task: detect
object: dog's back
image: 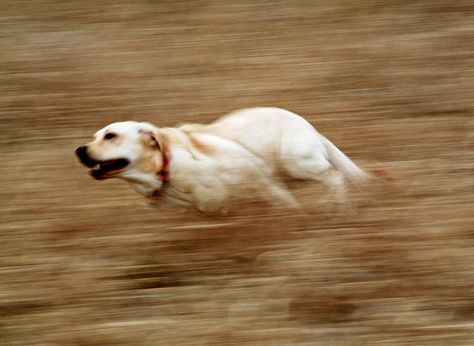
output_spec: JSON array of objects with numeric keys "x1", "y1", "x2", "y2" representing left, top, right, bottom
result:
[{"x1": 209, "y1": 107, "x2": 368, "y2": 205}]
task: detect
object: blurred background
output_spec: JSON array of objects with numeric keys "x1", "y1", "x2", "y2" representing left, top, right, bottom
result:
[{"x1": 1, "y1": 1, "x2": 473, "y2": 345}]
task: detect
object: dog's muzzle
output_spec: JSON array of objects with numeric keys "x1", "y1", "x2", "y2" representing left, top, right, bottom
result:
[
  {"x1": 75, "y1": 145, "x2": 130, "y2": 180},
  {"x1": 75, "y1": 145, "x2": 93, "y2": 166}
]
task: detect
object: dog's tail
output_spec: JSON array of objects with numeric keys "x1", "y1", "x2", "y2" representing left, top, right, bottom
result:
[{"x1": 318, "y1": 133, "x2": 370, "y2": 184}]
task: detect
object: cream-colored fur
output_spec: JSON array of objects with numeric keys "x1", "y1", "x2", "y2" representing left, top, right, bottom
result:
[{"x1": 76, "y1": 107, "x2": 368, "y2": 212}]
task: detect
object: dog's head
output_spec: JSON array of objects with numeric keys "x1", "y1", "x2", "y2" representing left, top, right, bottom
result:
[{"x1": 75, "y1": 121, "x2": 165, "y2": 183}]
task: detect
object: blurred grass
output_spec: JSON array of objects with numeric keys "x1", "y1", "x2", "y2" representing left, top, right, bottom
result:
[{"x1": 1, "y1": 1, "x2": 473, "y2": 345}]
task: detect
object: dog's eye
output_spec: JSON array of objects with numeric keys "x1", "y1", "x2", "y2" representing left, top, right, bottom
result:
[{"x1": 104, "y1": 133, "x2": 117, "y2": 140}]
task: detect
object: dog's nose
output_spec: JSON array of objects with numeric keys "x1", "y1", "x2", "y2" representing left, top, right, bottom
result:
[{"x1": 75, "y1": 145, "x2": 88, "y2": 160}]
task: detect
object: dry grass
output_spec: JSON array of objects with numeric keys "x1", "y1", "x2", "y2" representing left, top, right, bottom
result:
[{"x1": 1, "y1": 1, "x2": 473, "y2": 345}]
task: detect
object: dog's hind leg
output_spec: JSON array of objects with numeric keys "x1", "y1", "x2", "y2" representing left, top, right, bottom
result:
[
  {"x1": 283, "y1": 152, "x2": 348, "y2": 206},
  {"x1": 295, "y1": 163, "x2": 347, "y2": 205},
  {"x1": 279, "y1": 131, "x2": 349, "y2": 207},
  {"x1": 310, "y1": 168, "x2": 347, "y2": 206},
  {"x1": 258, "y1": 175, "x2": 301, "y2": 209}
]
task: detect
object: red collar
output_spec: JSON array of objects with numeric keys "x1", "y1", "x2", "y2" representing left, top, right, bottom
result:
[{"x1": 159, "y1": 154, "x2": 170, "y2": 184}]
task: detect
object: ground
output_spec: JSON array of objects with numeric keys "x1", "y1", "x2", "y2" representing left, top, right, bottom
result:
[{"x1": 1, "y1": 1, "x2": 473, "y2": 345}]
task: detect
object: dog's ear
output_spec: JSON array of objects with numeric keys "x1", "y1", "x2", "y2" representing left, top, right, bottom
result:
[{"x1": 139, "y1": 128, "x2": 161, "y2": 151}]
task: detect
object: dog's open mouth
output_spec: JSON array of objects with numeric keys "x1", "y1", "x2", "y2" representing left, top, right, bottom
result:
[
  {"x1": 87, "y1": 159, "x2": 130, "y2": 179},
  {"x1": 76, "y1": 146, "x2": 130, "y2": 180}
]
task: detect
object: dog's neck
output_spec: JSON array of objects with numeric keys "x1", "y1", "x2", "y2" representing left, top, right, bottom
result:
[
  {"x1": 158, "y1": 150, "x2": 170, "y2": 185},
  {"x1": 120, "y1": 149, "x2": 171, "y2": 197},
  {"x1": 121, "y1": 169, "x2": 162, "y2": 196}
]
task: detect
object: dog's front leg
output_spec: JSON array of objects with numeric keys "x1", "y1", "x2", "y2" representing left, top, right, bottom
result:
[
  {"x1": 193, "y1": 184, "x2": 230, "y2": 213},
  {"x1": 145, "y1": 196, "x2": 158, "y2": 208}
]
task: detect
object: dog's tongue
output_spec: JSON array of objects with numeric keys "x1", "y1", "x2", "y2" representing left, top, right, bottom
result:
[{"x1": 92, "y1": 164, "x2": 101, "y2": 171}]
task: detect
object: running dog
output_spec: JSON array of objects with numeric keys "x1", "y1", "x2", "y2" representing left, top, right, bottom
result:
[{"x1": 75, "y1": 107, "x2": 368, "y2": 212}]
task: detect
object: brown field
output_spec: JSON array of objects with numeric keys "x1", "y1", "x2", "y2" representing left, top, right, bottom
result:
[{"x1": 1, "y1": 1, "x2": 473, "y2": 345}]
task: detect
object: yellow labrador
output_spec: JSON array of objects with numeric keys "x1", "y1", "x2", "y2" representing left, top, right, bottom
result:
[{"x1": 76, "y1": 107, "x2": 367, "y2": 212}]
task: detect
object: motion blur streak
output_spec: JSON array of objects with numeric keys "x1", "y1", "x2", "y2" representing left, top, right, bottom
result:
[{"x1": 1, "y1": 1, "x2": 473, "y2": 345}]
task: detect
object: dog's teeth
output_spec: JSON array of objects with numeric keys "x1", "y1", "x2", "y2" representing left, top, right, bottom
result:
[{"x1": 92, "y1": 164, "x2": 101, "y2": 171}]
